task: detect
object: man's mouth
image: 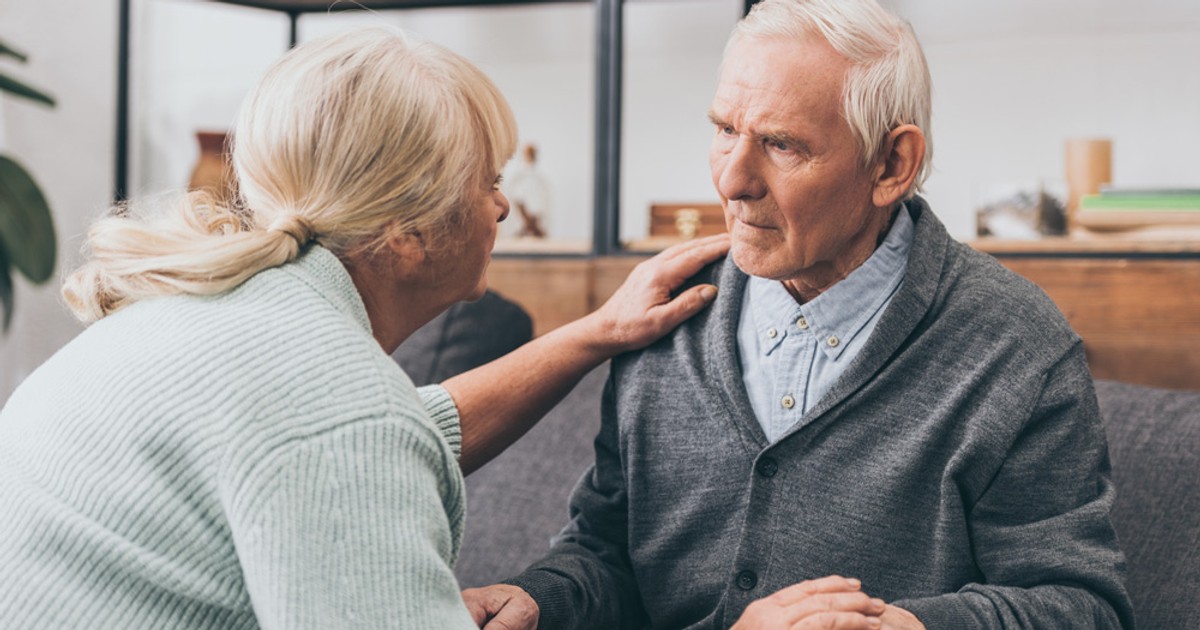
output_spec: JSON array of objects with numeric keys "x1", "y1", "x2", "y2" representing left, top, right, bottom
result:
[
  {"x1": 726, "y1": 201, "x2": 774, "y2": 230},
  {"x1": 733, "y1": 215, "x2": 774, "y2": 230}
]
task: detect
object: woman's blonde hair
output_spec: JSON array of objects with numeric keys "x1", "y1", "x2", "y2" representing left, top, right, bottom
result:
[
  {"x1": 63, "y1": 27, "x2": 517, "y2": 322},
  {"x1": 729, "y1": 0, "x2": 932, "y2": 196}
]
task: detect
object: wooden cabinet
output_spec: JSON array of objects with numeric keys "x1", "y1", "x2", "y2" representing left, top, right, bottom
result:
[
  {"x1": 486, "y1": 256, "x2": 641, "y2": 336},
  {"x1": 490, "y1": 237, "x2": 1200, "y2": 391},
  {"x1": 973, "y1": 238, "x2": 1200, "y2": 391}
]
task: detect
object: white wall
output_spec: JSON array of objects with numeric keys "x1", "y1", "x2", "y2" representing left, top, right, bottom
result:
[
  {"x1": 131, "y1": 2, "x2": 596, "y2": 244},
  {"x1": 900, "y1": 0, "x2": 1200, "y2": 238},
  {"x1": 620, "y1": 0, "x2": 742, "y2": 243},
  {"x1": 2, "y1": 0, "x2": 1199, "y2": 404},
  {"x1": 0, "y1": 0, "x2": 117, "y2": 402},
  {"x1": 299, "y1": 4, "x2": 597, "y2": 244},
  {"x1": 131, "y1": 0, "x2": 289, "y2": 198},
  {"x1": 622, "y1": 0, "x2": 1200, "y2": 241}
]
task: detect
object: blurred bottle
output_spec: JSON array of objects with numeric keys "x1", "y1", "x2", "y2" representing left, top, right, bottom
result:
[{"x1": 188, "y1": 130, "x2": 237, "y2": 202}]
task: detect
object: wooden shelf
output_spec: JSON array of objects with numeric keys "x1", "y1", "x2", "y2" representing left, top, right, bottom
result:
[
  {"x1": 493, "y1": 237, "x2": 591, "y2": 256},
  {"x1": 490, "y1": 237, "x2": 1200, "y2": 391},
  {"x1": 978, "y1": 253, "x2": 1200, "y2": 391},
  {"x1": 972, "y1": 234, "x2": 1200, "y2": 256},
  {"x1": 623, "y1": 236, "x2": 687, "y2": 253}
]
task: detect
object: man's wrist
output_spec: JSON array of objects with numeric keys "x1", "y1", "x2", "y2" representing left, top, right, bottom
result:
[{"x1": 502, "y1": 572, "x2": 575, "y2": 630}]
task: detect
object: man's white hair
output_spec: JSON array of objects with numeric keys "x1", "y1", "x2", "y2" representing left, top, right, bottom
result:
[{"x1": 729, "y1": 0, "x2": 933, "y2": 196}]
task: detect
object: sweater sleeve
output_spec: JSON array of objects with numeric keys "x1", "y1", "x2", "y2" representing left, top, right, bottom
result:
[
  {"x1": 894, "y1": 342, "x2": 1134, "y2": 629},
  {"x1": 225, "y1": 416, "x2": 477, "y2": 630},
  {"x1": 504, "y1": 370, "x2": 649, "y2": 630},
  {"x1": 419, "y1": 384, "x2": 462, "y2": 460}
]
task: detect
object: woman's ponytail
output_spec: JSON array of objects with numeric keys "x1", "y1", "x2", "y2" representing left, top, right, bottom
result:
[{"x1": 61, "y1": 191, "x2": 315, "y2": 322}]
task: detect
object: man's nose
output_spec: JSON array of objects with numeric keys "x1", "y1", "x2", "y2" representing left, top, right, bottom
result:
[{"x1": 716, "y1": 137, "x2": 767, "y2": 201}]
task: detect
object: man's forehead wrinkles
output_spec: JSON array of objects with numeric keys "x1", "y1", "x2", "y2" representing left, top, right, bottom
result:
[
  {"x1": 717, "y1": 79, "x2": 803, "y2": 118},
  {"x1": 734, "y1": 103, "x2": 803, "y2": 139}
]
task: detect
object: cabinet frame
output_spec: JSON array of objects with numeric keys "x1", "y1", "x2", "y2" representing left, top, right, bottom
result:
[{"x1": 113, "y1": 0, "x2": 758, "y2": 255}]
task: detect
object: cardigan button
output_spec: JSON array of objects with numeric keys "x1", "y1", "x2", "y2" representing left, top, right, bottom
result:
[
  {"x1": 736, "y1": 570, "x2": 758, "y2": 590},
  {"x1": 756, "y1": 457, "x2": 779, "y2": 478}
]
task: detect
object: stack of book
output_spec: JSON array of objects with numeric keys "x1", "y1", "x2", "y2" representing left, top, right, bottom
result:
[{"x1": 1076, "y1": 189, "x2": 1200, "y2": 232}]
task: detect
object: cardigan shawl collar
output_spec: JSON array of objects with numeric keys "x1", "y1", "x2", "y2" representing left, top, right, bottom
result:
[{"x1": 702, "y1": 197, "x2": 949, "y2": 453}]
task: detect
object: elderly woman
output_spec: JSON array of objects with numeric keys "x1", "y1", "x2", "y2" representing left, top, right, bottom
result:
[{"x1": 0, "y1": 28, "x2": 725, "y2": 628}]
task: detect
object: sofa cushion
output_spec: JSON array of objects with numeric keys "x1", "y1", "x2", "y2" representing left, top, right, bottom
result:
[
  {"x1": 392, "y1": 290, "x2": 533, "y2": 387},
  {"x1": 1095, "y1": 379, "x2": 1200, "y2": 629},
  {"x1": 455, "y1": 365, "x2": 608, "y2": 588}
]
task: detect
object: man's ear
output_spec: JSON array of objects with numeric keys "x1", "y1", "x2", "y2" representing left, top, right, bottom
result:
[{"x1": 871, "y1": 124, "x2": 926, "y2": 208}]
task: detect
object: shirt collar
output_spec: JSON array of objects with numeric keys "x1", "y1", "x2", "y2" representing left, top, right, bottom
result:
[
  {"x1": 745, "y1": 203, "x2": 915, "y2": 360},
  {"x1": 746, "y1": 274, "x2": 799, "y2": 356}
]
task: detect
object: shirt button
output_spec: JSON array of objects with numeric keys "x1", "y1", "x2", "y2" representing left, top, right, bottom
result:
[
  {"x1": 796, "y1": 316, "x2": 809, "y2": 330},
  {"x1": 827, "y1": 335, "x2": 840, "y2": 347},
  {"x1": 736, "y1": 570, "x2": 758, "y2": 590},
  {"x1": 767, "y1": 327, "x2": 778, "y2": 339},
  {"x1": 756, "y1": 457, "x2": 778, "y2": 478},
  {"x1": 780, "y1": 395, "x2": 795, "y2": 409}
]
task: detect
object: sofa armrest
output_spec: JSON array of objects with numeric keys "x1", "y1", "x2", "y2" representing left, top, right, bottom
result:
[{"x1": 1094, "y1": 379, "x2": 1200, "y2": 629}]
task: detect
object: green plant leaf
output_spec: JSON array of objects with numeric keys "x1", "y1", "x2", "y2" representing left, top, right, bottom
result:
[
  {"x1": 0, "y1": 241, "x2": 13, "y2": 332},
  {"x1": 0, "y1": 155, "x2": 56, "y2": 283},
  {"x1": 0, "y1": 72, "x2": 54, "y2": 107},
  {"x1": 0, "y1": 38, "x2": 29, "y2": 63}
]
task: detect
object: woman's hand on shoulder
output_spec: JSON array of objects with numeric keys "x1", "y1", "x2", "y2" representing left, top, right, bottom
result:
[{"x1": 585, "y1": 234, "x2": 729, "y2": 355}]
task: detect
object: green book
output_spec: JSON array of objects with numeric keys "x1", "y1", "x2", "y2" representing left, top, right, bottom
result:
[{"x1": 1081, "y1": 193, "x2": 1200, "y2": 212}]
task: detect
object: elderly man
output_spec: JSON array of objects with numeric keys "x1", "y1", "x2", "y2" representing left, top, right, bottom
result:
[{"x1": 464, "y1": 0, "x2": 1132, "y2": 628}]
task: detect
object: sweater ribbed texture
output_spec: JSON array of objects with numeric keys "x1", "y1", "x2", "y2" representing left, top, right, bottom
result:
[{"x1": 0, "y1": 246, "x2": 478, "y2": 629}]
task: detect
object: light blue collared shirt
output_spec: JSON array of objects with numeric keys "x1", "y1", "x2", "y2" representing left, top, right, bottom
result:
[{"x1": 736, "y1": 206, "x2": 915, "y2": 442}]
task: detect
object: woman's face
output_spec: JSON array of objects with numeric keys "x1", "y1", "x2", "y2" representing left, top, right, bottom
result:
[{"x1": 450, "y1": 170, "x2": 510, "y2": 302}]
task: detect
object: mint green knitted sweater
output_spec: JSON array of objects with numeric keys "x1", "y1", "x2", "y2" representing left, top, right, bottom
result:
[{"x1": 0, "y1": 246, "x2": 479, "y2": 629}]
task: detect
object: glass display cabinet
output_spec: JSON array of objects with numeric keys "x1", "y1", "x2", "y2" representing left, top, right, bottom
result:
[{"x1": 116, "y1": 0, "x2": 750, "y2": 256}]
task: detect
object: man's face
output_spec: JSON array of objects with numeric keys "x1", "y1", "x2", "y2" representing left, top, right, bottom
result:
[{"x1": 709, "y1": 35, "x2": 885, "y2": 286}]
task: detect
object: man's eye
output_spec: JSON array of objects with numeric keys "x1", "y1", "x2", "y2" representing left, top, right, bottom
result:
[
  {"x1": 768, "y1": 140, "x2": 792, "y2": 152},
  {"x1": 720, "y1": 125, "x2": 735, "y2": 136},
  {"x1": 492, "y1": 174, "x2": 504, "y2": 191}
]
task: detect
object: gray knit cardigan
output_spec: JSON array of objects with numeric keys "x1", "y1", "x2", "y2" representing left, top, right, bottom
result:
[{"x1": 510, "y1": 198, "x2": 1134, "y2": 630}]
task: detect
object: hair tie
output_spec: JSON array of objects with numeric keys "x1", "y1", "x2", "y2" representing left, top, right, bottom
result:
[{"x1": 267, "y1": 214, "x2": 316, "y2": 245}]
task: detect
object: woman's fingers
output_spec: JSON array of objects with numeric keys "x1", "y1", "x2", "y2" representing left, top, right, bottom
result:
[
  {"x1": 656, "y1": 233, "x2": 730, "y2": 262},
  {"x1": 637, "y1": 234, "x2": 730, "y2": 286},
  {"x1": 644, "y1": 283, "x2": 719, "y2": 331},
  {"x1": 586, "y1": 234, "x2": 728, "y2": 353}
]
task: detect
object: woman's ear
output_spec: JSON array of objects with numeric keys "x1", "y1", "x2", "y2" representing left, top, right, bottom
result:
[
  {"x1": 871, "y1": 124, "x2": 926, "y2": 208},
  {"x1": 385, "y1": 225, "x2": 427, "y2": 269}
]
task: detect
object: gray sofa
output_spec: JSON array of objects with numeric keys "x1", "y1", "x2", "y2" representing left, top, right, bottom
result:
[{"x1": 396, "y1": 293, "x2": 1200, "y2": 629}]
